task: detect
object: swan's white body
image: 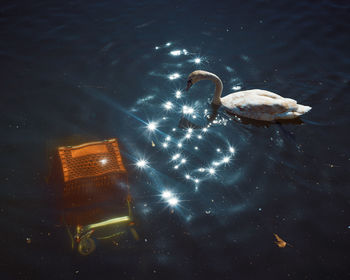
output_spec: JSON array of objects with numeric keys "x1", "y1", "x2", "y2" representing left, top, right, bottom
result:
[{"x1": 186, "y1": 70, "x2": 312, "y2": 121}]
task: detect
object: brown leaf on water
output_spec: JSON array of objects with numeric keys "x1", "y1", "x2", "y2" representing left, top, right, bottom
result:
[{"x1": 273, "y1": 233, "x2": 288, "y2": 248}]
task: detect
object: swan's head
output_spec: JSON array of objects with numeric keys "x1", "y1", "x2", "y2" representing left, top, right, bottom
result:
[{"x1": 186, "y1": 70, "x2": 208, "y2": 91}]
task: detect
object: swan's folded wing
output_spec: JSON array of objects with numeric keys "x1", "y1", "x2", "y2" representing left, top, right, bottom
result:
[
  {"x1": 235, "y1": 96, "x2": 298, "y2": 115},
  {"x1": 253, "y1": 89, "x2": 283, "y2": 99}
]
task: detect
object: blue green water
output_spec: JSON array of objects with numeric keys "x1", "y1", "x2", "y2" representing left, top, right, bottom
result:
[{"x1": 1, "y1": 0, "x2": 349, "y2": 279}]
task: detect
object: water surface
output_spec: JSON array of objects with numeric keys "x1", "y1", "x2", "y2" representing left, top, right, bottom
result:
[{"x1": 1, "y1": 0, "x2": 349, "y2": 279}]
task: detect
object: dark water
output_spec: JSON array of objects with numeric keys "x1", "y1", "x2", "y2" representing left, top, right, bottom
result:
[{"x1": 1, "y1": 0, "x2": 350, "y2": 279}]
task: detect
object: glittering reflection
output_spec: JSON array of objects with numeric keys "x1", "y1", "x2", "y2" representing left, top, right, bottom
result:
[
  {"x1": 208, "y1": 168, "x2": 216, "y2": 175},
  {"x1": 170, "y1": 50, "x2": 182, "y2": 56},
  {"x1": 171, "y1": 153, "x2": 181, "y2": 161},
  {"x1": 162, "y1": 142, "x2": 169, "y2": 148},
  {"x1": 125, "y1": 42, "x2": 245, "y2": 230},
  {"x1": 136, "y1": 159, "x2": 148, "y2": 169},
  {"x1": 189, "y1": 55, "x2": 207, "y2": 66},
  {"x1": 182, "y1": 105, "x2": 194, "y2": 115},
  {"x1": 146, "y1": 121, "x2": 158, "y2": 131},
  {"x1": 161, "y1": 190, "x2": 180, "y2": 207},
  {"x1": 168, "y1": 197, "x2": 179, "y2": 206},
  {"x1": 161, "y1": 190, "x2": 173, "y2": 199},
  {"x1": 194, "y1": 58, "x2": 201, "y2": 64},
  {"x1": 168, "y1": 73, "x2": 180, "y2": 80},
  {"x1": 175, "y1": 90, "x2": 182, "y2": 99},
  {"x1": 163, "y1": 101, "x2": 174, "y2": 110},
  {"x1": 232, "y1": 85, "x2": 242, "y2": 91}
]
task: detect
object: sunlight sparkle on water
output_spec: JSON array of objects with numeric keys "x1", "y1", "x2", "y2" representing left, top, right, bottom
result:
[
  {"x1": 168, "y1": 197, "x2": 179, "y2": 206},
  {"x1": 175, "y1": 90, "x2": 182, "y2": 98},
  {"x1": 136, "y1": 159, "x2": 148, "y2": 168},
  {"x1": 194, "y1": 58, "x2": 201, "y2": 64},
  {"x1": 170, "y1": 50, "x2": 181, "y2": 56},
  {"x1": 172, "y1": 153, "x2": 181, "y2": 161},
  {"x1": 163, "y1": 101, "x2": 173, "y2": 110},
  {"x1": 169, "y1": 73, "x2": 180, "y2": 80},
  {"x1": 161, "y1": 190, "x2": 173, "y2": 199},
  {"x1": 222, "y1": 156, "x2": 230, "y2": 163},
  {"x1": 147, "y1": 121, "x2": 157, "y2": 131},
  {"x1": 232, "y1": 85, "x2": 242, "y2": 91},
  {"x1": 208, "y1": 168, "x2": 216, "y2": 175},
  {"x1": 183, "y1": 105, "x2": 194, "y2": 114},
  {"x1": 229, "y1": 147, "x2": 235, "y2": 154}
]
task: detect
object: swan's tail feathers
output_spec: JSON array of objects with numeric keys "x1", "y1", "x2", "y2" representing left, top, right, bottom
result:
[
  {"x1": 276, "y1": 104, "x2": 311, "y2": 119},
  {"x1": 295, "y1": 104, "x2": 312, "y2": 115}
]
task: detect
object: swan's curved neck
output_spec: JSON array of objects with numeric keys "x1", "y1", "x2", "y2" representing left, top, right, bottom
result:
[{"x1": 206, "y1": 73, "x2": 223, "y2": 105}]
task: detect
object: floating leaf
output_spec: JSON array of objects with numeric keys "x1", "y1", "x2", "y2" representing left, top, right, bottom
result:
[{"x1": 273, "y1": 233, "x2": 287, "y2": 248}]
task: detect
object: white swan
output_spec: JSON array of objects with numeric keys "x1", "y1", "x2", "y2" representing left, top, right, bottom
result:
[{"x1": 186, "y1": 70, "x2": 312, "y2": 121}]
